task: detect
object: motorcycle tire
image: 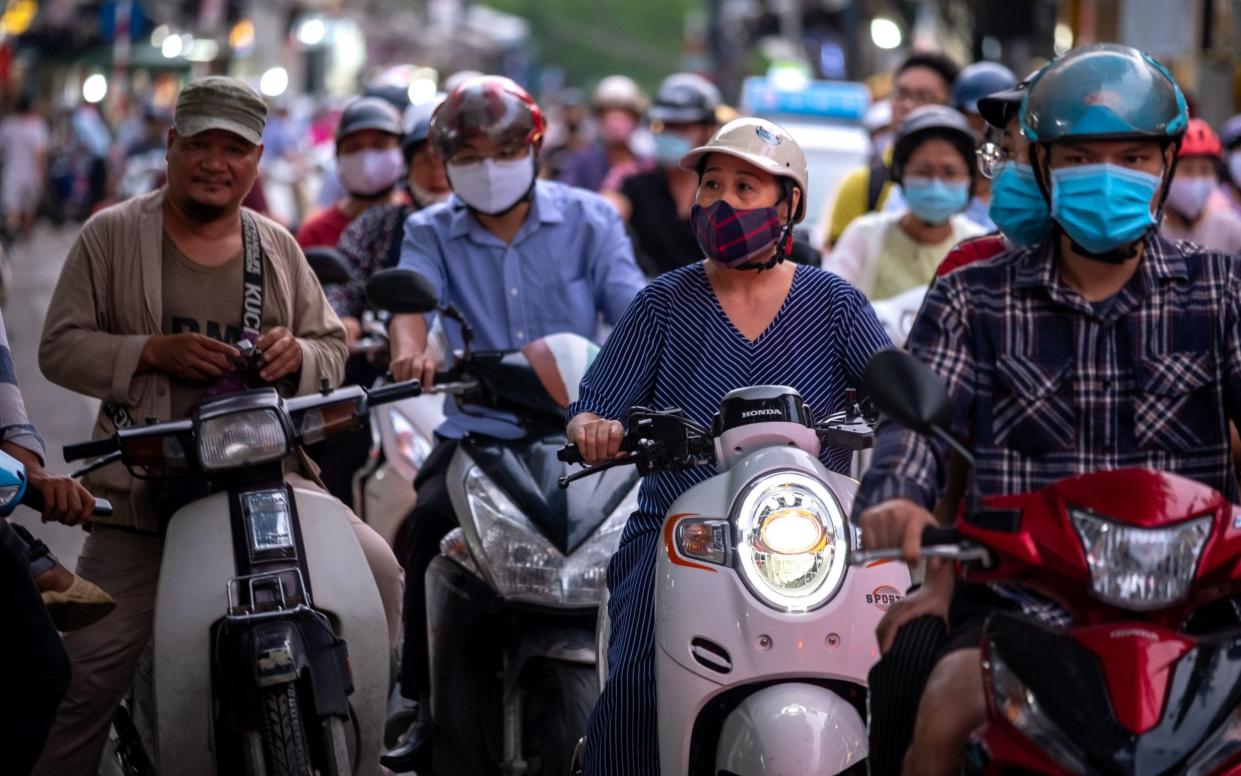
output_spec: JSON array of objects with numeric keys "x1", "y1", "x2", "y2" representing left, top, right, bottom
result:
[
  {"x1": 521, "y1": 660, "x2": 597, "y2": 776},
  {"x1": 260, "y1": 683, "x2": 313, "y2": 776}
]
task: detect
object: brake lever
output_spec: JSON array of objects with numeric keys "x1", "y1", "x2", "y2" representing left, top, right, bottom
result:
[
  {"x1": 71, "y1": 450, "x2": 123, "y2": 479},
  {"x1": 557, "y1": 454, "x2": 637, "y2": 489}
]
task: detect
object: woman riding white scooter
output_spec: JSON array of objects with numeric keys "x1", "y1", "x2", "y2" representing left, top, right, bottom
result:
[{"x1": 566, "y1": 117, "x2": 893, "y2": 774}]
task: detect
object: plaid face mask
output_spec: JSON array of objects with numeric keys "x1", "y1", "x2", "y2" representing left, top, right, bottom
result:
[{"x1": 690, "y1": 200, "x2": 785, "y2": 268}]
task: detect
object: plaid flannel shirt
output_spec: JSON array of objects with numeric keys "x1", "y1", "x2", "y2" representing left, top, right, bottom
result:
[{"x1": 855, "y1": 233, "x2": 1241, "y2": 626}]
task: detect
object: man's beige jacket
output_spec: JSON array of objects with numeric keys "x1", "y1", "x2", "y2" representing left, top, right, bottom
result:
[{"x1": 39, "y1": 189, "x2": 347, "y2": 531}]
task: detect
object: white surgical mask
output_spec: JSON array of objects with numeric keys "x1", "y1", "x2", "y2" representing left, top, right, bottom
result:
[
  {"x1": 447, "y1": 152, "x2": 536, "y2": 215},
  {"x1": 1166, "y1": 176, "x2": 1216, "y2": 221},
  {"x1": 338, "y1": 147, "x2": 404, "y2": 197}
]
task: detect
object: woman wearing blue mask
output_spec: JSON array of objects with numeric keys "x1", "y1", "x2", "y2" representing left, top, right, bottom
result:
[
  {"x1": 601, "y1": 73, "x2": 722, "y2": 277},
  {"x1": 826, "y1": 105, "x2": 985, "y2": 302}
]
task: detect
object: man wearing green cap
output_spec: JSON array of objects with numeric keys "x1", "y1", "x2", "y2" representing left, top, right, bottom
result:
[{"x1": 34, "y1": 76, "x2": 403, "y2": 774}]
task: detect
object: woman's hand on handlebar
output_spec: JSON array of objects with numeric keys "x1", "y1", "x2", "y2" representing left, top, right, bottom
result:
[
  {"x1": 390, "y1": 350, "x2": 442, "y2": 388},
  {"x1": 567, "y1": 413, "x2": 625, "y2": 465}
]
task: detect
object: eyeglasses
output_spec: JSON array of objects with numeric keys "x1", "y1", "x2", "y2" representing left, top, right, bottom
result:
[{"x1": 892, "y1": 88, "x2": 941, "y2": 107}]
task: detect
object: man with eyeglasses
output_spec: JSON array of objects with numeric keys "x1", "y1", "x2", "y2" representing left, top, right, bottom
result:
[
  {"x1": 382, "y1": 75, "x2": 644, "y2": 770},
  {"x1": 823, "y1": 52, "x2": 960, "y2": 248}
]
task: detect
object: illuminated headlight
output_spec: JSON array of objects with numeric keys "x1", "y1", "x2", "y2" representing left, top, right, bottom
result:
[
  {"x1": 733, "y1": 471, "x2": 848, "y2": 612},
  {"x1": 988, "y1": 647, "x2": 1089, "y2": 772},
  {"x1": 460, "y1": 466, "x2": 637, "y2": 607},
  {"x1": 242, "y1": 489, "x2": 294, "y2": 553},
  {"x1": 1071, "y1": 508, "x2": 1210, "y2": 611},
  {"x1": 198, "y1": 409, "x2": 289, "y2": 472}
]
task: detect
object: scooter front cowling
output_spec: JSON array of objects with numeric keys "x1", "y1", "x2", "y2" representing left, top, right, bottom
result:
[
  {"x1": 151, "y1": 485, "x2": 387, "y2": 776},
  {"x1": 654, "y1": 445, "x2": 909, "y2": 773}
]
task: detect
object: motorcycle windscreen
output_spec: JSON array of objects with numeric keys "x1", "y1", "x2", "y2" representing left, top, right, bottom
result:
[
  {"x1": 463, "y1": 432, "x2": 638, "y2": 555},
  {"x1": 982, "y1": 612, "x2": 1241, "y2": 775}
]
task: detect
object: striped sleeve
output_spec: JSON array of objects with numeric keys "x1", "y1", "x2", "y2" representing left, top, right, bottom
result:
[
  {"x1": 0, "y1": 311, "x2": 45, "y2": 461},
  {"x1": 566, "y1": 285, "x2": 665, "y2": 423}
]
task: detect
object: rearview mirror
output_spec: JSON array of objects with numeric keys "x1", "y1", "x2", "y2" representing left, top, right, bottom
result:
[
  {"x1": 861, "y1": 349, "x2": 951, "y2": 435},
  {"x1": 366, "y1": 268, "x2": 439, "y2": 315},
  {"x1": 304, "y1": 246, "x2": 352, "y2": 286}
]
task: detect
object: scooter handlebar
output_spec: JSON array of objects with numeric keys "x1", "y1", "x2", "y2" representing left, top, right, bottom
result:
[
  {"x1": 63, "y1": 437, "x2": 119, "y2": 463},
  {"x1": 367, "y1": 379, "x2": 422, "y2": 406},
  {"x1": 20, "y1": 486, "x2": 113, "y2": 518},
  {"x1": 558, "y1": 445, "x2": 584, "y2": 464},
  {"x1": 850, "y1": 525, "x2": 990, "y2": 565}
]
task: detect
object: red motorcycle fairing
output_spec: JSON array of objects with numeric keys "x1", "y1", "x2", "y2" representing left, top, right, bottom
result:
[
  {"x1": 958, "y1": 469, "x2": 1241, "y2": 629},
  {"x1": 972, "y1": 613, "x2": 1241, "y2": 776}
]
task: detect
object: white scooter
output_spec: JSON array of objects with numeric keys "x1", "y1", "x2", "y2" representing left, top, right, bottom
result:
[
  {"x1": 65, "y1": 369, "x2": 423, "y2": 776},
  {"x1": 562, "y1": 386, "x2": 910, "y2": 774}
]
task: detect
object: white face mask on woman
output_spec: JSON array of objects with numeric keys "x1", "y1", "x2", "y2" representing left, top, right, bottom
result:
[
  {"x1": 338, "y1": 147, "x2": 405, "y2": 197},
  {"x1": 446, "y1": 151, "x2": 536, "y2": 215}
]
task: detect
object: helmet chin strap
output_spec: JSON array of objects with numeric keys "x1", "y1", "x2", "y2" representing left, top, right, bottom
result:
[{"x1": 1065, "y1": 233, "x2": 1144, "y2": 264}]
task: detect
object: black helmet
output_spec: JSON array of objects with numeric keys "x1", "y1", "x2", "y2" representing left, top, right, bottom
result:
[
  {"x1": 402, "y1": 116, "x2": 433, "y2": 161},
  {"x1": 952, "y1": 62, "x2": 1017, "y2": 115},
  {"x1": 890, "y1": 105, "x2": 977, "y2": 182},
  {"x1": 649, "y1": 73, "x2": 721, "y2": 125},
  {"x1": 976, "y1": 69, "x2": 1042, "y2": 130},
  {"x1": 336, "y1": 97, "x2": 403, "y2": 144}
]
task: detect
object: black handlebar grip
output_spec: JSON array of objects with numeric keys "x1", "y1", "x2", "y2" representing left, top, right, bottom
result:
[
  {"x1": 63, "y1": 437, "x2": 119, "y2": 463},
  {"x1": 558, "y1": 445, "x2": 584, "y2": 464},
  {"x1": 368, "y1": 379, "x2": 423, "y2": 405},
  {"x1": 922, "y1": 525, "x2": 962, "y2": 547},
  {"x1": 432, "y1": 369, "x2": 457, "y2": 385}
]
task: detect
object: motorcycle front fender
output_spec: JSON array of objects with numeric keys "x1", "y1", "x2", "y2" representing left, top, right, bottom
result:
[{"x1": 715, "y1": 682, "x2": 866, "y2": 775}]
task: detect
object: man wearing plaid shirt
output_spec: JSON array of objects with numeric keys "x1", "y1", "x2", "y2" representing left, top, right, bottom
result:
[{"x1": 853, "y1": 44, "x2": 1240, "y2": 776}]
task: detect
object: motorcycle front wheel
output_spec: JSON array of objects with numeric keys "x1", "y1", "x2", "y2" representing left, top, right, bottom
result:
[
  {"x1": 259, "y1": 683, "x2": 313, "y2": 776},
  {"x1": 522, "y1": 659, "x2": 597, "y2": 776}
]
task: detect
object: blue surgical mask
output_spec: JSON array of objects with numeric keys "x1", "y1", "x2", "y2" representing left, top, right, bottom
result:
[
  {"x1": 1050, "y1": 163, "x2": 1161, "y2": 254},
  {"x1": 988, "y1": 162, "x2": 1052, "y2": 246},
  {"x1": 653, "y1": 131, "x2": 693, "y2": 165},
  {"x1": 902, "y1": 177, "x2": 970, "y2": 225}
]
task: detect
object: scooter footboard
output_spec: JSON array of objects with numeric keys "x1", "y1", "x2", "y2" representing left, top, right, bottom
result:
[{"x1": 716, "y1": 683, "x2": 866, "y2": 775}]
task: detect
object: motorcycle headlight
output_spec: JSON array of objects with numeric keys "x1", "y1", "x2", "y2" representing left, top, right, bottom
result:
[
  {"x1": 1070, "y1": 508, "x2": 1211, "y2": 611},
  {"x1": 461, "y1": 466, "x2": 636, "y2": 607},
  {"x1": 733, "y1": 471, "x2": 848, "y2": 612},
  {"x1": 988, "y1": 646, "x2": 1090, "y2": 772},
  {"x1": 198, "y1": 409, "x2": 289, "y2": 472}
]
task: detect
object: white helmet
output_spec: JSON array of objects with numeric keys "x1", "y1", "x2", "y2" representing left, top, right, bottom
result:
[
  {"x1": 592, "y1": 75, "x2": 648, "y2": 114},
  {"x1": 680, "y1": 117, "x2": 809, "y2": 222}
]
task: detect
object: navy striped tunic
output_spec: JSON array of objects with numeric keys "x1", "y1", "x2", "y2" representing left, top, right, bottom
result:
[
  {"x1": 568, "y1": 261, "x2": 893, "y2": 518},
  {"x1": 567, "y1": 261, "x2": 891, "y2": 775}
]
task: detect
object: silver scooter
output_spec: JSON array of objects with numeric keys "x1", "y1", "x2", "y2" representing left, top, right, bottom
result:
[{"x1": 67, "y1": 374, "x2": 422, "y2": 776}]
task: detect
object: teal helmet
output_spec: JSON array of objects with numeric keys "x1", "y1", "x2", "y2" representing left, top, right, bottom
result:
[{"x1": 1020, "y1": 43, "x2": 1188, "y2": 144}]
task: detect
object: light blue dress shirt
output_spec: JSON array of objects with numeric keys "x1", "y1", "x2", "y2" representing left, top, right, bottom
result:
[{"x1": 399, "y1": 179, "x2": 645, "y2": 354}]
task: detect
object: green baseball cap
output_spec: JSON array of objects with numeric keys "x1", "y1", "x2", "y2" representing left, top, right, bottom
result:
[{"x1": 173, "y1": 76, "x2": 267, "y2": 146}]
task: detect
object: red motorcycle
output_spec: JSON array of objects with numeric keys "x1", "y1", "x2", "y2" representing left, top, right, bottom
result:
[{"x1": 856, "y1": 350, "x2": 1241, "y2": 776}]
